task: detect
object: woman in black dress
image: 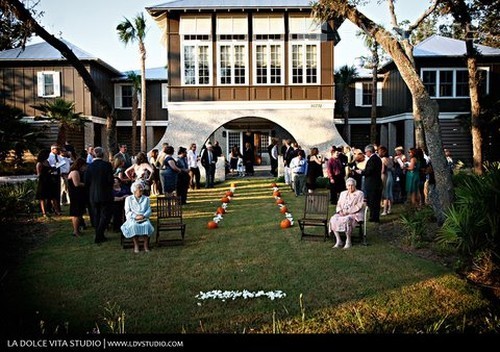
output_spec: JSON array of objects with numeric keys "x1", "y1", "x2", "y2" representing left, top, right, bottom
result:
[
  {"x1": 35, "y1": 149, "x2": 52, "y2": 217},
  {"x1": 306, "y1": 147, "x2": 324, "y2": 193},
  {"x1": 67, "y1": 158, "x2": 87, "y2": 236},
  {"x1": 243, "y1": 142, "x2": 254, "y2": 176}
]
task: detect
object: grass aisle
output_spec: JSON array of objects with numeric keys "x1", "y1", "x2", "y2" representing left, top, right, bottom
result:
[{"x1": 2, "y1": 178, "x2": 491, "y2": 333}]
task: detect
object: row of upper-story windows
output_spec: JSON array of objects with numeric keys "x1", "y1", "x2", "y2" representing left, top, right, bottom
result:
[
  {"x1": 179, "y1": 14, "x2": 322, "y2": 86},
  {"x1": 421, "y1": 67, "x2": 490, "y2": 98}
]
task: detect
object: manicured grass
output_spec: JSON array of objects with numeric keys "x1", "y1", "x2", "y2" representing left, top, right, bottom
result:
[{"x1": 1, "y1": 178, "x2": 492, "y2": 334}]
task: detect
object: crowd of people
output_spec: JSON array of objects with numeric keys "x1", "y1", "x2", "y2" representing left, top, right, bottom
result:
[{"x1": 34, "y1": 138, "x2": 453, "y2": 252}]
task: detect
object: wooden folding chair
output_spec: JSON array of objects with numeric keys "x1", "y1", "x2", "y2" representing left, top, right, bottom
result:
[
  {"x1": 298, "y1": 193, "x2": 330, "y2": 241},
  {"x1": 354, "y1": 204, "x2": 369, "y2": 246},
  {"x1": 156, "y1": 195, "x2": 186, "y2": 246}
]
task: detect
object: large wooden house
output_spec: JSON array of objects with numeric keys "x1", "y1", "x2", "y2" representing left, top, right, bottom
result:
[
  {"x1": 0, "y1": 40, "x2": 168, "y2": 154},
  {"x1": 146, "y1": 0, "x2": 345, "y2": 163}
]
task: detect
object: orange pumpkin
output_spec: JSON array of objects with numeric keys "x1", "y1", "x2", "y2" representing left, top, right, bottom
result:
[
  {"x1": 280, "y1": 206, "x2": 288, "y2": 214},
  {"x1": 271, "y1": 182, "x2": 277, "y2": 187},
  {"x1": 276, "y1": 199, "x2": 285, "y2": 205},
  {"x1": 207, "y1": 221, "x2": 218, "y2": 229},
  {"x1": 221, "y1": 197, "x2": 230, "y2": 203},
  {"x1": 216, "y1": 207, "x2": 225, "y2": 214},
  {"x1": 230, "y1": 183, "x2": 236, "y2": 188},
  {"x1": 280, "y1": 219, "x2": 291, "y2": 228},
  {"x1": 225, "y1": 191, "x2": 234, "y2": 197},
  {"x1": 273, "y1": 191, "x2": 281, "y2": 197}
]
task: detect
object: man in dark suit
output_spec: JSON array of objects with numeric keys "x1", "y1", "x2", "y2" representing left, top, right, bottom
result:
[
  {"x1": 85, "y1": 147, "x2": 114, "y2": 243},
  {"x1": 200, "y1": 143, "x2": 216, "y2": 188},
  {"x1": 357, "y1": 144, "x2": 382, "y2": 222},
  {"x1": 113, "y1": 144, "x2": 132, "y2": 169}
]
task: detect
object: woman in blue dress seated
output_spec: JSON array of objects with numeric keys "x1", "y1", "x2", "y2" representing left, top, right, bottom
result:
[{"x1": 121, "y1": 181, "x2": 155, "y2": 253}]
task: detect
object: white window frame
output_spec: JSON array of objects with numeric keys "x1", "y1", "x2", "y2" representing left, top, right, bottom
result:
[
  {"x1": 180, "y1": 16, "x2": 212, "y2": 87},
  {"x1": 355, "y1": 81, "x2": 383, "y2": 107},
  {"x1": 252, "y1": 15, "x2": 285, "y2": 85},
  {"x1": 114, "y1": 83, "x2": 141, "y2": 110},
  {"x1": 37, "y1": 71, "x2": 61, "y2": 98},
  {"x1": 161, "y1": 83, "x2": 168, "y2": 109},
  {"x1": 217, "y1": 39, "x2": 248, "y2": 86},
  {"x1": 420, "y1": 67, "x2": 490, "y2": 98},
  {"x1": 288, "y1": 16, "x2": 321, "y2": 85}
]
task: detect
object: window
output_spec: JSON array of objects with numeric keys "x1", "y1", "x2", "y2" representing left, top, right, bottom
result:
[
  {"x1": 180, "y1": 16, "x2": 212, "y2": 86},
  {"x1": 217, "y1": 16, "x2": 248, "y2": 85},
  {"x1": 37, "y1": 71, "x2": 61, "y2": 97},
  {"x1": 253, "y1": 15, "x2": 284, "y2": 85},
  {"x1": 114, "y1": 84, "x2": 140, "y2": 109},
  {"x1": 355, "y1": 82, "x2": 383, "y2": 107},
  {"x1": 421, "y1": 67, "x2": 490, "y2": 98},
  {"x1": 289, "y1": 16, "x2": 321, "y2": 85}
]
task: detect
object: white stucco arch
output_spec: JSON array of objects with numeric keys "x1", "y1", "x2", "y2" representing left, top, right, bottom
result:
[{"x1": 154, "y1": 100, "x2": 345, "y2": 157}]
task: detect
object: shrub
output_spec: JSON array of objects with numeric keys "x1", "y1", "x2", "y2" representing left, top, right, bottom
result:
[
  {"x1": 399, "y1": 206, "x2": 435, "y2": 248},
  {"x1": 0, "y1": 180, "x2": 38, "y2": 221},
  {"x1": 437, "y1": 162, "x2": 500, "y2": 263}
]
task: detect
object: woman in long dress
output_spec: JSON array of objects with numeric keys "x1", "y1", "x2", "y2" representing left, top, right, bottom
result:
[
  {"x1": 329, "y1": 177, "x2": 365, "y2": 249},
  {"x1": 121, "y1": 181, "x2": 154, "y2": 253},
  {"x1": 67, "y1": 157, "x2": 87, "y2": 236}
]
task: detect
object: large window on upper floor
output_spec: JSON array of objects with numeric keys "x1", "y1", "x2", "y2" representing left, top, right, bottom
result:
[
  {"x1": 37, "y1": 71, "x2": 61, "y2": 97},
  {"x1": 217, "y1": 15, "x2": 248, "y2": 85},
  {"x1": 421, "y1": 67, "x2": 490, "y2": 98},
  {"x1": 253, "y1": 15, "x2": 285, "y2": 85},
  {"x1": 289, "y1": 16, "x2": 321, "y2": 85},
  {"x1": 355, "y1": 82, "x2": 383, "y2": 107},
  {"x1": 114, "y1": 84, "x2": 141, "y2": 109},
  {"x1": 180, "y1": 16, "x2": 212, "y2": 86}
]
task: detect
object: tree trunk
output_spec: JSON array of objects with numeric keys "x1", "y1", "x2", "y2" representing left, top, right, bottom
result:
[
  {"x1": 139, "y1": 41, "x2": 147, "y2": 153},
  {"x1": 370, "y1": 47, "x2": 378, "y2": 144},
  {"x1": 1, "y1": 0, "x2": 117, "y2": 161},
  {"x1": 132, "y1": 91, "x2": 138, "y2": 156},
  {"x1": 343, "y1": 93, "x2": 350, "y2": 145},
  {"x1": 317, "y1": 0, "x2": 454, "y2": 223},
  {"x1": 56, "y1": 124, "x2": 67, "y2": 148},
  {"x1": 466, "y1": 26, "x2": 483, "y2": 175}
]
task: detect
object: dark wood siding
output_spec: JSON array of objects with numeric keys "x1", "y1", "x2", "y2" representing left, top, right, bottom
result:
[
  {"x1": 115, "y1": 81, "x2": 168, "y2": 122},
  {"x1": 0, "y1": 61, "x2": 117, "y2": 118},
  {"x1": 440, "y1": 117, "x2": 472, "y2": 166}
]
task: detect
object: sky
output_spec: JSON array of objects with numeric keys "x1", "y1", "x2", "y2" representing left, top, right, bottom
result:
[{"x1": 31, "y1": 0, "x2": 435, "y2": 73}]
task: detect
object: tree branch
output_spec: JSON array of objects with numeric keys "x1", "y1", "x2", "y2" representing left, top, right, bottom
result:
[
  {"x1": 408, "y1": 0, "x2": 439, "y2": 32},
  {"x1": 387, "y1": 0, "x2": 399, "y2": 29}
]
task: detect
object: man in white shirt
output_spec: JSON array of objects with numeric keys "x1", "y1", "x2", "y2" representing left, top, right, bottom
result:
[
  {"x1": 58, "y1": 149, "x2": 72, "y2": 205},
  {"x1": 46, "y1": 144, "x2": 62, "y2": 215},
  {"x1": 289, "y1": 150, "x2": 308, "y2": 196}
]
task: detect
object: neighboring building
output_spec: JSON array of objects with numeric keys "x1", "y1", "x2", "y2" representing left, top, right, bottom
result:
[
  {"x1": 0, "y1": 39, "x2": 120, "y2": 153},
  {"x1": 341, "y1": 35, "x2": 500, "y2": 165},
  {"x1": 146, "y1": 0, "x2": 345, "y2": 164}
]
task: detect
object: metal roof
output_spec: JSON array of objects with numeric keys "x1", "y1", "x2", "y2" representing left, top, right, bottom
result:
[
  {"x1": 414, "y1": 35, "x2": 500, "y2": 57},
  {"x1": 147, "y1": 0, "x2": 313, "y2": 11},
  {"x1": 0, "y1": 39, "x2": 121, "y2": 74}
]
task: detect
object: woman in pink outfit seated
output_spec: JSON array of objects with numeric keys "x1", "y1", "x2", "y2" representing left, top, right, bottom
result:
[{"x1": 329, "y1": 177, "x2": 365, "y2": 249}]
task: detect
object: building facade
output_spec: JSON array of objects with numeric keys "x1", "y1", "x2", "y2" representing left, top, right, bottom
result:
[
  {"x1": 342, "y1": 35, "x2": 500, "y2": 165},
  {"x1": 146, "y1": 0, "x2": 345, "y2": 163}
]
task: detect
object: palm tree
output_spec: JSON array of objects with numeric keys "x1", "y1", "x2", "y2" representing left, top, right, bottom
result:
[
  {"x1": 357, "y1": 31, "x2": 384, "y2": 144},
  {"x1": 334, "y1": 65, "x2": 358, "y2": 145},
  {"x1": 117, "y1": 13, "x2": 147, "y2": 152},
  {"x1": 126, "y1": 71, "x2": 141, "y2": 155},
  {"x1": 31, "y1": 98, "x2": 87, "y2": 147}
]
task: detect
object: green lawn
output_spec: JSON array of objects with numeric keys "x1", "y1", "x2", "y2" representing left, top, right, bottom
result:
[{"x1": 1, "y1": 178, "x2": 493, "y2": 334}]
